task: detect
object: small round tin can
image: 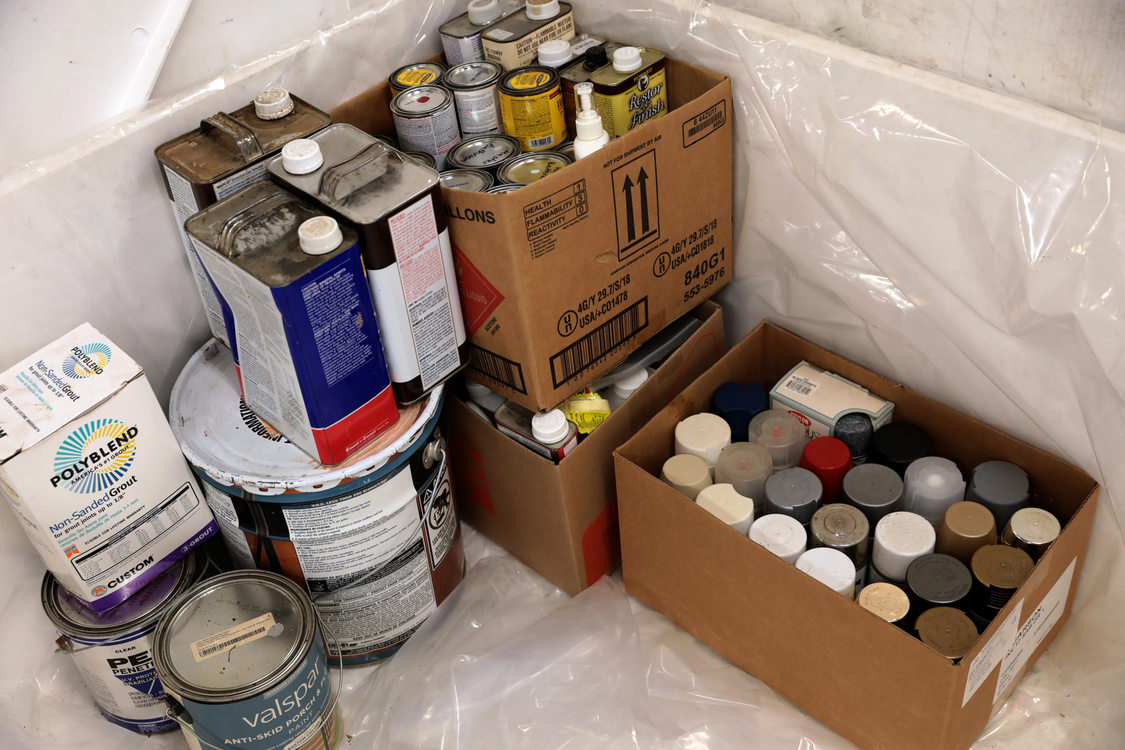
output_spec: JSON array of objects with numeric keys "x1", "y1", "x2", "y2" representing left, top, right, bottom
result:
[
  {"x1": 388, "y1": 61, "x2": 446, "y2": 97},
  {"x1": 43, "y1": 554, "x2": 198, "y2": 734},
  {"x1": 443, "y1": 61, "x2": 504, "y2": 136},
  {"x1": 486, "y1": 183, "x2": 524, "y2": 194},
  {"x1": 391, "y1": 85, "x2": 461, "y2": 170},
  {"x1": 555, "y1": 140, "x2": 575, "y2": 161},
  {"x1": 498, "y1": 65, "x2": 568, "y2": 151},
  {"x1": 496, "y1": 151, "x2": 572, "y2": 184},
  {"x1": 403, "y1": 150, "x2": 438, "y2": 170},
  {"x1": 153, "y1": 570, "x2": 340, "y2": 750},
  {"x1": 446, "y1": 134, "x2": 522, "y2": 173},
  {"x1": 439, "y1": 169, "x2": 495, "y2": 192}
]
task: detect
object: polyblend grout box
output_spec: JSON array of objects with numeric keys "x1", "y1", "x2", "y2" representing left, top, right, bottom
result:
[
  {"x1": 447, "y1": 300, "x2": 724, "y2": 595},
  {"x1": 0, "y1": 323, "x2": 217, "y2": 613},
  {"x1": 330, "y1": 58, "x2": 734, "y2": 412},
  {"x1": 614, "y1": 321, "x2": 1099, "y2": 750}
]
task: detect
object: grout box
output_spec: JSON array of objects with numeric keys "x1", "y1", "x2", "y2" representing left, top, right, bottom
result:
[
  {"x1": 447, "y1": 300, "x2": 723, "y2": 595},
  {"x1": 614, "y1": 321, "x2": 1099, "y2": 750},
  {"x1": 0, "y1": 324, "x2": 216, "y2": 613}
]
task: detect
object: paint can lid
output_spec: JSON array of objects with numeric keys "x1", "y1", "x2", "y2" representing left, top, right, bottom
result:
[
  {"x1": 610, "y1": 368, "x2": 649, "y2": 399},
  {"x1": 749, "y1": 514, "x2": 807, "y2": 564},
  {"x1": 538, "y1": 39, "x2": 573, "y2": 67},
  {"x1": 613, "y1": 46, "x2": 643, "y2": 72},
  {"x1": 796, "y1": 547, "x2": 856, "y2": 598},
  {"x1": 966, "y1": 460, "x2": 1030, "y2": 531},
  {"x1": 696, "y1": 483, "x2": 755, "y2": 535},
  {"x1": 906, "y1": 553, "x2": 972, "y2": 606},
  {"x1": 298, "y1": 216, "x2": 343, "y2": 255},
  {"x1": 674, "y1": 412, "x2": 732, "y2": 468},
  {"x1": 873, "y1": 511, "x2": 936, "y2": 581},
  {"x1": 858, "y1": 582, "x2": 910, "y2": 623},
  {"x1": 764, "y1": 466, "x2": 823, "y2": 525},
  {"x1": 811, "y1": 503, "x2": 869, "y2": 549},
  {"x1": 842, "y1": 462, "x2": 904, "y2": 523},
  {"x1": 281, "y1": 138, "x2": 323, "y2": 174},
  {"x1": 870, "y1": 421, "x2": 932, "y2": 475},
  {"x1": 532, "y1": 409, "x2": 571, "y2": 444},
  {"x1": 914, "y1": 606, "x2": 978, "y2": 662},
  {"x1": 660, "y1": 453, "x2": 712, "y2": 500},
  {"x1": 1001, "y1": 507, "x2": 1060, "y2": 559},
  {"x1": 747, "y1": 409, "x2": 808, "y2": 469},
  {"x1": 467, "y1": 0, "x2": 502, "y2": 25},
  {"x1": 903, "y1": 456, "x2": 966, "y2": 525},
  {"x1": 169, "y1": 340, "x2": 440, "y2": 497},
  {"x1": 936, "y1": 501, "x2": 997, "y2": 564},
  {"x1": 253, "y1": 87, "x2": 295, "y2": 120},
  {"x1": 526, "y1": 0, "x2": 561, "y2": 20},
  {"x1": 711, "y1": 382, "x2": 769, "y2": 442}
]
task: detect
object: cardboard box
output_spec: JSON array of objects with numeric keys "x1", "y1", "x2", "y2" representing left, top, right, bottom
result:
[
  {"x1": 332, "y1": 59, "x2": 734, "y2": 412},
  {"x1": 0, "y1": 324, "x2": 216, "y2": 613},
  {"x1": 447, "y1": 300, "x2": 724, "y2": 595},
  {"x1": 614, "y1": 321, "x2": 1099, "y2": 750}
]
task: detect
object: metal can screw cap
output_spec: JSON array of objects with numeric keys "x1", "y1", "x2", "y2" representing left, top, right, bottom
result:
[
  {"x1": 532, "y1": 409, "x2": 570, "y2": 444},
  {"x1": 467, "y1": 0, "x2": 502, "y2": 25},
  {"x1": 298, "y1": 217, "x2": 343, "y2": 255},
  {"x1": 538, "y1": 39, "x2": 573, "y2": 67},
  {"x1": 613, "y1": 46, "x2": 643, "y2": 72},
  {"x1": 526, "y1": 0, "x2": 561, "y2": 20},
  {"x1": 253, "y1": 87, "x2": 295, "y2": 120},
  {"x1": 281, "y1": 138, "x2": 323, "y2": 174}
]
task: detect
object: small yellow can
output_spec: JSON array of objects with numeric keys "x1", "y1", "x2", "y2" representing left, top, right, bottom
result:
[
  {"x1": 498, "y1": 66, "x2": 568, "y2": 152},
  {"x1": 388, "y1": 62, "x2": 447, "y2": 97}
]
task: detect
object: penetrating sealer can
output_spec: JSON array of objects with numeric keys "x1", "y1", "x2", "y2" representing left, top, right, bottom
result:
[
  {"x1": 589, "y1": 46, "x2": 669, "y2": 138},
  {"x1": 154, "y1": 90, "x2": 331, "y2": 348},
  {"x1": 439, "y1": 0, "x2": 526, "y2": 65},
  {"x1": 443, "y1": 61, "x2": 505, "y2": 136},
  {"x1": 269, "y1": 124, "x2": 469, "y2": 404},
  {"x1": 185, "y1": 182, "x2": 397, "y2": 466},
  {"x1": 498, "y1": 66, "x2": 568, "y2": 151},
  {"x1": 153, "y1": 570, "x2": 341, "y2": 750},
  {"x1": 42, "y1": 554, "x2": 199, "y2": 734},
  {"x1": 387, "y1": 62, "x2": 447, "y2": 98},
  {"x1": 170, "y1": 341, "x2": 464, "y2": 665}
]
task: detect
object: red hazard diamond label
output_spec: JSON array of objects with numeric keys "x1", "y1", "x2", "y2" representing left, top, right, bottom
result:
[{"x1": 453, "y1": 242, "x2": 503, "y2": 336}]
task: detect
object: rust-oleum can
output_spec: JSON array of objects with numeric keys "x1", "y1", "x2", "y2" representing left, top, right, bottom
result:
[
  {"x1": 153, "y1": 570, "x2": 340, "y2": 750},
  {"x1": 269, "y1": 124, "x2": 469, "y2": 404},
  {"x1": 154, "y1": 90, "x2": 331, "y2": 348},
  {"x1": 443, "y1": 61, "x2": 504, "y2": 136},
  {"x1": 391, "y1": 85, "x2": 462, "y2": 170},
  {"x1": 499, "y1": 66, "x2": 568, "y2": 151},
  {"x1": 388, "y1": 62, "x2": 447, "y2": 98}
]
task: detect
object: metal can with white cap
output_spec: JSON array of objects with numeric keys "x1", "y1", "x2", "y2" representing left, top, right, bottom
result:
[{"x1": 186, "y1": 182, "x2": 397, "y2": 465}]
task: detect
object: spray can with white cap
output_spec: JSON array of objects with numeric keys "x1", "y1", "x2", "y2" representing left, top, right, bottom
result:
[
  {"x1": 590, "y1": 46, "x2": 668, "y2": 138},
  {"x1": 572, "y1": 82, "x2": 611, "y2": 159}
]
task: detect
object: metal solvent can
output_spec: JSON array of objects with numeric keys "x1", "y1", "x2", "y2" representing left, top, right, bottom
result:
[
  {"x1": 499, "y1": 66, "x2": 568, "y2": 151},
  {"x1": 186, "y1": 182, "x2": 397, "y2": 465},
  {"x1": 445, "y1": 134, "x2": 522, "y2": 174},
  {"x1": 443, "y1": 61, "x2": 505, "y2": 136},
  {"x1": 390, "y1": 85, "x2": 461, "y2": 170},
  {"x1": 388, "y1": 62, "x2": 447, "y2": 98},
  {"x1": 154, "y1": 89, "x2": 331, "y2": 348},
  {"x1": 439, "y1": 169, "x2": 495, "y2": 192},
  {"x1": 439, "y1": 0, "x2": 526, "y2": 65},
  {"x1": 268, "y1": 124, "x2": 470, "y2": 404}
]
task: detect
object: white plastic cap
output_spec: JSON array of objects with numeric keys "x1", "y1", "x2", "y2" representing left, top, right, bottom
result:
[
  {"x1": 298, "y1": 217, "x2": 343, "y2": 255},
  {"x1": 611, "y1": 368, "x2": 648, "y2": 399},
  {"x1": 902, "y1": 456, "x2": 966, "y2": 525},
  {"x1": 796, "y1": 548, "x2": 857, "y2": 598},
  {"x1": 696, "y1": 483, "x2": 755, "y2": 535},
  {"x1": 749, "y1": 514, "x2": 807, "y2": 564},
  {"x1": 674, "y1": 412, "x2": 731, "y2": 469},
  {"x1": 660, "y1": 454, "x2": 712, "y2": 500},
  {"x1": 538, "y1": 39, "x2": 573, "y2": 67},
  {"x1": 613, "y1": 46, "x2": 643, "y2": 72},
  {"x1": 714, "y1": 442, "x2": 772, "y2": 500},
  {"x1": 467, "y1": 0, "x2": 502, "y2": 25},
  {"x1": 532, "y1": 409, "x2": 570, "y2": 444},
  {"x1": 281, "y1": 138, "x2": 323, "y2": 174},
  {"x1": 873, "y1": 511, "x2": 936, "y2": 581},
  {"x1": 254, "y1": 88, "x2": 295, "y2": 120},
  {"x1": 526, "y1": 0, "x2": 561, "y2": 20}
]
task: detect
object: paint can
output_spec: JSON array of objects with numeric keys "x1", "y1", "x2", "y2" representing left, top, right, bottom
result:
[
  {"x1": 445, "y1": 134, "x2": 522, "y2": 174},
  {"x1": 154, "y1": 90, "x2": 331, "y2": 347},
  {"x1": 443, "y1": 61, "x2": 504, "y2": 136},
  {"x1": 153, "y1": 570, "x2": 340, "y2": 750},
  {"x1": 42, "y1": 553, "x2": 198, "y2": 734},
  {"x1": 169, "y1": 340, "x2": 464, "y2": 665},
  {"x1": 390, "y1": 85, "x2": 462, "y2": 170},
  {"x1": 498, "y1": 66, "x2": 568, "y2": 151},
  {"x1": 185, "y1": 182, "x2": 397, "y2": 466},
  {"x1": 403, "y1": 150, "x2": 438, "y2": 170},
  {"x1": 440, "y1": 0, "x2": 526, "y2": 65},
  {"x1": 269, "y1": 124, "x2": 469, "y2": 403},
  {"x1": 496, "y1": 151, "x2": 572, "y2": 184},
  {"x1": 486, "y1": 183, "x2": 524, "y2": 193},
  {"x1": 388, "y1": 62, "x2": 446, "y2": 98},
  {"x1": 439, "y1": 169, "x2": 495, "y2": 192}
]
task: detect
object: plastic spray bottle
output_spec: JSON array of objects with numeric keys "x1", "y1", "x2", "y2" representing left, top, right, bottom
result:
[{"x1": 572, "y1": 82, "x2": 609, "y2": 159}]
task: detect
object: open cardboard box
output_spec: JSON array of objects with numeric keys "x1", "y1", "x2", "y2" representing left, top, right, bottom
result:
[
  {"x1": 614, "y1": 321, "x2": 1099, "y2": 750},
  {"x1": 333, "y1": 58, "x2": 734, "y2": 413},
  {"x1": 446, "y1": 299, "x2": 724, "y2": 595}
]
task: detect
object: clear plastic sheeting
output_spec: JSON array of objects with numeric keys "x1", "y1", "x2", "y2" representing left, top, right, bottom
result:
[{"x1": 2, "y1": 0, "x2": 1124, "y2": 748}]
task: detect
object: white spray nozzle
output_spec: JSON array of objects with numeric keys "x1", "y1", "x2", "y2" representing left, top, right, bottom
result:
[{"x1": 575, "y1": 82, "x2": 595, "y2": 115}]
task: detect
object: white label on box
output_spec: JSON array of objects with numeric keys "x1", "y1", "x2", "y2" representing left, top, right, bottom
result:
[
  {"x1": 993, "y1": 557, "x2": 1077, "y2": 703},
  {"x1": 201, "y1": 484, "x2": 256, "y2": 569},
  {"x1": 961, "y1": 600, "x2": 1022, "y2": 706},
  {"x1": 770, "y1": 362, "x2": 893, "y2": 438}
]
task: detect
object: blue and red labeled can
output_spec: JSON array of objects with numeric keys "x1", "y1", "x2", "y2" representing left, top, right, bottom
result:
[
  {"x1": 153, "y1": 570, "x2": 340, "y2": 750},
  {"x1": 187, "y1": 182, "x2": 398, "y2": 465}
]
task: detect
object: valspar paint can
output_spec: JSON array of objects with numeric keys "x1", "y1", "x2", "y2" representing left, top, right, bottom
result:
[
  {"x1": 154, "y1": 90, "x2": 331, "y2": 348},
  {"x1": 390, "y1": 85, "x2": 462, "y2": 170},
  {"x1": 269, "y1": 124, "x2": 469, "y2": 403},
  {"x1": 43, "y1": 554, "x2": 198, "y2": 734},
  {"x1": 153, "y1": 570, "x2": 340, "y2": 750},
  {"x1": 170, "y1": 341, "x2": 465, "y2": 665},
  {"x1": 443, "y1": 61, "x2": 504, "y2": 136},
  {"x1": 185, "y1": 182, "x2": 397, "y2": 466},
  {"x1": 388, "y1": 62, "x2": 447, "y2": 98},
  {"x1": 499, "y1": 66, "x2": 568, "y2": 151}
]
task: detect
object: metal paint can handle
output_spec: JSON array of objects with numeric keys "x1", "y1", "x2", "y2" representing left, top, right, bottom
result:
[{"x1": 200, "y1": 112, "x2": 265, "y2": 163}]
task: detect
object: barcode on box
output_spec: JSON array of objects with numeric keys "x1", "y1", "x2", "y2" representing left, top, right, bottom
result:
[
  {"x1": 783, "y1": 375, "x2": 817, "y2": 396},
  {"x1": 550, "y1": 298, "x2": 649, "y2": 388},
  {"x1": 468, "y1": 346, "x2": 527, "y2": 394},
  {"x1": 528, "y1": 135, "x2": 555, "y2": 149}
]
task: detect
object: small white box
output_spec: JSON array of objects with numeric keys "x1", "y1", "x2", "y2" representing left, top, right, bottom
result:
[
  {"x1": 0, "y1": 323, "x2": 216, "y2": 612},
  {"x1": 770, "y1": 361, "x2": 894, "y2": 438}
]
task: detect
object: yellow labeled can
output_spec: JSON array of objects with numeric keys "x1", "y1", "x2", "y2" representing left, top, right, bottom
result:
[
  {"x1": 590, "y1": 46, "x2": 669, "y2": 138},
  {"x1": 389, "y1": 62, "x2": 447, "y2": 97},
  {"x1": 498, "y1": 66, "x2": 568, "y2": 151}
]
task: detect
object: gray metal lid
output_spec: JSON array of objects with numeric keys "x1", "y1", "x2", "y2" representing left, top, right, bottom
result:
[
  {"x1": 842, "y1": 463, "x2": 904, "y2": 522},
  {"x1": 392, "y1": 85, "x2": 453, "y2": 116},
  {"x1": 444, "y1": 61, "x2": 503, "y2": 88},
  {"x1": 810, "y1": 503, "x2": 869, "y2": 548},
  {"x1": 448, "y1": 135, "x2": 521, "y2": 169},
  {"x1": 439, "y1": 169, "x2": 495, "y2": 192},
  {"x1": 153, "y1": 570, "x2": 315, "y2": 703},
  {"x1": 496, "y1": 151, "x2": 571, "y2": 184},
  {"x1": 267, "y1": 123, "x2": 437, "y2": 225},
  {"x1": 906, "y1": 553, "x2": 972, "y2": 605}
]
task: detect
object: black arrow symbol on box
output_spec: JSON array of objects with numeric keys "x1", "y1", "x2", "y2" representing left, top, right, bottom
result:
[
  {"x1": 637, "y1": 167, "x2": 650, "y2": 234},
  {"x1": 622, "y1": 174, "x2": 636, "y2": 241}
]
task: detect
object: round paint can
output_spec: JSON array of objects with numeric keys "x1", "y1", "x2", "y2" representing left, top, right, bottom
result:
[
  {"x1": 446, "y1": 134, "x2": 522, "y2": 173},
  {"x1": 391, "y1": 85, "x2": 461, "y2": 170},
  {"x1": 388, "y1": 61, "x2": 447, "y2": 97},
  {"x1": 42, "y1": 554, "x2": 198, "y2": 734},
  {"x1": 170, "y1": 340, "x2": 464, "y2": 666},
  {"x1": 403, "y1": 150, "x2": 437, "y2": 170},
  {"x1": 487, "y1": 183, "x2": 524, "y2": 193},
  {"x1": 439, "y1": 168, "x2": 495, "y2": 192},
  {"x1": 153, "y1": 570, "x2": 340, "y2": 750},
  {"x1": 496, "y1": 151, "x2": 572, "y2": 184},
  {"x1": 443, "y1": 61, "x2": 504, "y2": 136},
  {"x1": 498, "y1": 65, "x2": 568, "y2": 151}
]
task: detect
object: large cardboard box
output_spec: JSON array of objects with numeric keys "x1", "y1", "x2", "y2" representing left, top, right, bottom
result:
[
  {"x1": 332, "y1": 59, "x2": 734, "y2": 412},
  {"x1": 614, "y1": 321, "x2": 1099, "y2": 750},
  {"x1": 448, "y1": 300, "x2": 724, "y2": 595}
]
